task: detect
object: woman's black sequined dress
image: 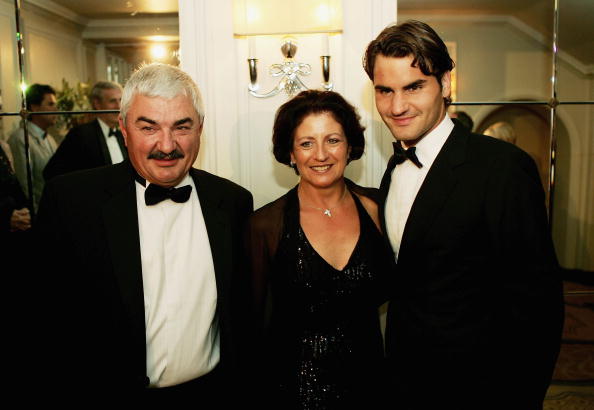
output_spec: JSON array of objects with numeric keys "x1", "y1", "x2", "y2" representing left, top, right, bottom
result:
[{"x1": 263, "y1": 188, "x2": 391, "y2": 409}]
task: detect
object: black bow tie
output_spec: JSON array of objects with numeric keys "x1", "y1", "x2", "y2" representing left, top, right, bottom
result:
[
  {"x1": 145, "y1": 183, "x2": 193, "y2": 206},
  {"x1": 108, "y1": 128, "x2": 117, "y2": 137},
  {"x1": 392, "y1": 141, "x2": 423, "y2": 168}
]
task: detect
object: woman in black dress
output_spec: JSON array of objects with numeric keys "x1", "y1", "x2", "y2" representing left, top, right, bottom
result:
[{"x1": 246, "y1": 90, "x2": 394, "y2": 409}]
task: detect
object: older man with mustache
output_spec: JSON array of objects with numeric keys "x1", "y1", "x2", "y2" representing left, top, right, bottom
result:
[{"x1": 36, "y1": 63, "x2": 253, "y2": 400}]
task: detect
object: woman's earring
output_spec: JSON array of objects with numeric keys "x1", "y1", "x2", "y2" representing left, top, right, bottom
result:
[{"x1": 290, "y1": 161, "x2": 296, "y2": 168}]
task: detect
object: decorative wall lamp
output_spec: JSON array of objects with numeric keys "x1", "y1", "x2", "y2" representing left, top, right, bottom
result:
[{"x1": 233, "y1": 0, "x2": 342, "y2": 98}]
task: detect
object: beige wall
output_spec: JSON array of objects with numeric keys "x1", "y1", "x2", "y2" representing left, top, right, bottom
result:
[
  {"x1": 21, "y1": 1, "x2": 87, "y2": 87},
  {"x1": 0, "y1": 1, "x2": 20, "y2": 134}
]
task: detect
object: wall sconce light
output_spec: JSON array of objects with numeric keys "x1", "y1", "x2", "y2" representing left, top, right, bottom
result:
[
  {"x1": 233, "y1": 0, "x2": 342, "y2": 98},
  {"x1": 247, "y1": 36, "x2": 332, "y2": 98},
  {"x1": 150, "y1": 43, "x2": 167, "y2": 60}
]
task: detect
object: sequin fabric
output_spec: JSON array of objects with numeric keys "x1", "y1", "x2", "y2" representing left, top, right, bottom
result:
[{"x1": 267, "y1": 189, "x2": 390, "y2": 409}]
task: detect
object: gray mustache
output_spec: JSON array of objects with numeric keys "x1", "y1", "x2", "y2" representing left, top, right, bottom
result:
[{"x1": 148, "y1": 149, "x2": 184, "y2": 160}]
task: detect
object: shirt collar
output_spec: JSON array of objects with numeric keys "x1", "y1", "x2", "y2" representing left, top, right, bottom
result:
[
  {"x1": 97, "y1": 118, "x2": 113, "y2": 138},
  {"x1": 26, "y1": 120, "x2": 47, "y2": 140},
  {"x1": 411, "y1": 114, "x2": 454, "y2": 169}
]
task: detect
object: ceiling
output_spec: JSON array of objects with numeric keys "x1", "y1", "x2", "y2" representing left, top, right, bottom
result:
[
  {"x1": 39, "y1": 0, "x2": 594, "y2": 69},
  {"x1": 38, "y1": 0, "x2": 179, "y2": 66},
  {"x1": 50, "y1": 0, "x2": 178, "y2": 18}
]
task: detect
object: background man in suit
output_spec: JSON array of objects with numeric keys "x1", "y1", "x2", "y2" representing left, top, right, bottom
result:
[
  {"x1": 363, "y1": 20, "x2": 563, "y2": 409},
  {"x1": 8, "y1": 84, "x2": 57, "y2": 211},
  {"x1": 43, "y1": 81, "x2": 127, "y2": 180},
  {"x1": 36, "y1": 63, "x2": 253, "y2": 399}
]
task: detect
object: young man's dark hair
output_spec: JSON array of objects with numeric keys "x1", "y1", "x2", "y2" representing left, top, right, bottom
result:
[
  {"x1": 25, "y1": 84, "x2": 56, "y2": 111},
  {"x1": 363, "y1": 20, "x2": 454, "y2": 105}
]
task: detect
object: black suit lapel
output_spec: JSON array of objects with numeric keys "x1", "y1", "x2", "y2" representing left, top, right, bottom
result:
[
  {"x1": 94, "y1": 119, "x2": 112, "y2": 165},
  {"x1": 379, "y1": 154, "x2": 397, "y2": 236},
  {"x1": 399, "y1": 125, "x2": 468, "y2": 260},
  {"x1": 190, "y1": 169, "x2": 232, "y2": 305},
  {"x1": 95, "y1": 120, "x2": 129, "y2": 164},
  {"x1": 115, "y1": 130, "x2": 128, "y2": 159},
  {"x1": 102, "y1": 162, "x2": 146, "y2": 370}
]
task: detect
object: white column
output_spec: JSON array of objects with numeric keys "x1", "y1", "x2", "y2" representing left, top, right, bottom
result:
[
  {"x1": 178, "y1": 0, "x2": 240, "y2": 181},
  {"x1": 341, "y1": 0, "x2": 397, "y2": 187},
  {"x1": 95, "y1": 42, "x2": 107, "y2": 81}
]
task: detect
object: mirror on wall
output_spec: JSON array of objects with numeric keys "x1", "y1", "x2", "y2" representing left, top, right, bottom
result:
[
  {"x1": 1, "y1": 1, "x2": 591, "y2": 249},
  {"x1": 0, "y1": 0, "x2": 179, "y2": 140},
  {"x1": 1, "y1": 0, "x2": 591, "y2": 259},
  {"x1": 0, "y1": 0, "x2": 180, "y2": 219}
]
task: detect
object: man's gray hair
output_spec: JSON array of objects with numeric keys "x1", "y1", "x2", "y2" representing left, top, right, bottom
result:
[
  {"x1": 120, "y1": 63, "x2": 205, "y2": 124},
  {"x1": 89, "y1": 81, "x2": 122, "y2": 109}
]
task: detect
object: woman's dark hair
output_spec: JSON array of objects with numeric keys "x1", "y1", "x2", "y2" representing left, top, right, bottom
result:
[
  {"x1": 272, "y1": 90, "x2": 365, "y2": 173},
  {"x1": 363, "y1": 20, "x2": 455, "y2": 105}
]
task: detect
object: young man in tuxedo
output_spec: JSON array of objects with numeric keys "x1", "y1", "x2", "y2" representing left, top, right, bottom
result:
[
  {"x1": 36, "y1": 63, "x2": 253, "y2": 400},
  {"x1": 364, "y1": 20, "x2": 563, "y2": 409},
  {"x1": 43, "y1": 81, "x2": 127, "y2": 181}
]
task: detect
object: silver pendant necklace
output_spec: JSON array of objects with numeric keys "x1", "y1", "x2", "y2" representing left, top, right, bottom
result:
[{"x1": 300, "y1": 186, "x2": 348, "y2": 217}]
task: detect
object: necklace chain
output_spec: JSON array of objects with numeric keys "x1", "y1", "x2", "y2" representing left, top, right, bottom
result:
[{"x1": 299, "y1": 186, "x2": 348, "y2": 217}]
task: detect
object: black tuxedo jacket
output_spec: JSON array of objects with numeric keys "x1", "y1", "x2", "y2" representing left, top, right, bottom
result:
[
  {"x1": 379, "y1": 123, "x2": 564, "y2": 409},
  {"x1": 43, "y1": 119, "x2": 127, "y2": 181},
  {"x1": 36, "y1": 161, "x2": 253, "y2": 393}
]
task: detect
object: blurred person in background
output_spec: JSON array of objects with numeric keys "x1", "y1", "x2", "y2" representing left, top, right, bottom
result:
[
  {"x1": 8, "y1": 84, "x2": 57, "y2": 211},
  {"x1": 44, "y1": 81, "x2": 127, "y2": 180}
]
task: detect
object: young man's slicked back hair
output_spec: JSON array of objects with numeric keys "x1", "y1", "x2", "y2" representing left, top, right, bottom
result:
[{"x1": 363, "y1": 20, "x2": 455, "y2": 105}]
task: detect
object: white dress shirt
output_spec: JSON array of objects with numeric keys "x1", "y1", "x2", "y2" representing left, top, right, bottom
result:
[
  {"x1": 97, "y1": 118, "x2": 124, "y2": 164},
  {"x1": 385, "y1": 114, "x2": 454, "y2": 260},
  {"x1": 135, "y1": 174, "x2": 220, "y2": 387}
]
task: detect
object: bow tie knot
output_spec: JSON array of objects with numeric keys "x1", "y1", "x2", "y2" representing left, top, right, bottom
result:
[
  {"x1": 108, "y1": 128, "x2": 117, "y2": 137},
  {"x1": 392, "y1": 141, "x2": 423, "y2": 168},
  {"x1": 145, "y1": 184, "x2": 193, "y2": 206}
]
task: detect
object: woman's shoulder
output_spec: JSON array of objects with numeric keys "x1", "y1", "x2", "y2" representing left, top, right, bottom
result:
[
  {"x1": 249, "y1": 187, "x2": 296, "y2": 231},
  {"x1": 345, "y1": 179, "x2": 381, "y2": 230},
  {"x1": 345, "y1": 179, "x2": 380, "y2": 204}
]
